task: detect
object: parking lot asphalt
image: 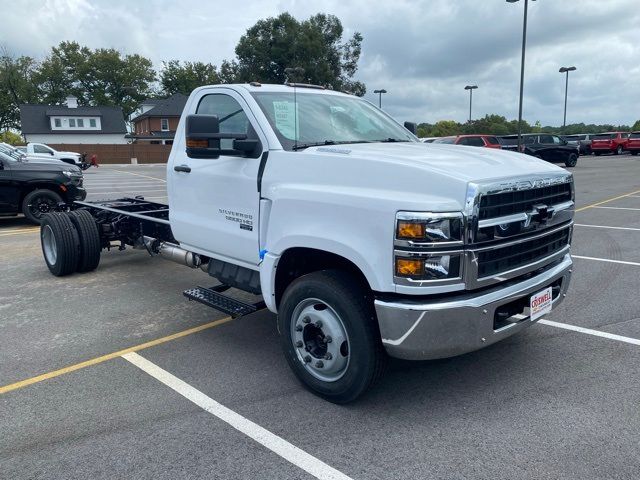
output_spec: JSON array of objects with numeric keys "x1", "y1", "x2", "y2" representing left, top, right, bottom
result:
[{"x1": 1, "y1": 155, "x2": 640, "y2": 479}]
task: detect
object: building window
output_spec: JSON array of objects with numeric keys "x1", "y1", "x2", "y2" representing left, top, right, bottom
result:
[
  {"x1": 69, "y1": 118, "x2": 76, "y2": 127},
  {"x1": 54, "y1": 118, "x2": 61, "y2": 127},
  {"x1": 77, "y1": 118, "x2": 84, "y2": 128},
  {"x1": 161, "y1": 118, "x2": 169, "y2": 131},
  {"x1": 89, "y1": 118, "x2": 96, "y2": 128}
]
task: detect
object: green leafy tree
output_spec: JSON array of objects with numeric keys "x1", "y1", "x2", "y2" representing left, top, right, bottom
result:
[
  {"x1": 430, "y1": 120, "x2": 461, "y2": 137},
  {"x1": 0, "y1": 52, "x2": 39, "y2": 130},
  {"x1": 0, "y1": 130, "x2": 22, "y2": 145},
  {"x1": 632, "y1": 120, "x2": 640, "y2": 131},
  {"x1": 231, "y1": 12, "x2": 366, "y2": 95},
  {"x1": 160, "y1": 60, "x2": 221, "y2": 95}
]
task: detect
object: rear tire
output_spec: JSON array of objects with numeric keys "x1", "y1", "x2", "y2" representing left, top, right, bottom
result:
[
  {"x1": 278, "y1": 270, "x2": 387, "y2": 403},
  {"x1": 565, "y1": 153, "x2": 578, "y2": 167},
  {"x1": 40, "y1": 213, "x2": 80, "y2": 277},
  {"x1": 22, "y1": 189, "x2": 63, "y2": 224},
  {"x1": 68, "y1": 210, "x2": 101, "y2": 272},
  {"x1": 631, "y1": 151, "x2": 638, "y2": 156}
]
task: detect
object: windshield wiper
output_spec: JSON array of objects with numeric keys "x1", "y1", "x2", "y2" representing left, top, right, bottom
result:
[
  {"x1": 291, "y1": 140, "x2": 374, "y2": 151},
  {"x1": 375, "y1": 138, "x2": 411, "y2": 143}
]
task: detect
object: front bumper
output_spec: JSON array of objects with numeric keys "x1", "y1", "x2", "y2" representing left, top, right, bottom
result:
[
  {"x1": 375, "y1": 254, "x2": 572, "y2": 360},
  {"x1": 66, "y1": 185, "x2": 87, "y2": 201}
]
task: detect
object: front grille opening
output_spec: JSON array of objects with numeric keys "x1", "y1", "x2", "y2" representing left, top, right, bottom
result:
[
  {"x1": 478, "y1": 228, "x2": 570, "y2": 278},
  {"x1": 479, "y1": 183, "x2": 572, "y2": 220},
  {"x1": 493, "y1": 278, "x2": 563, "y2": 330}
]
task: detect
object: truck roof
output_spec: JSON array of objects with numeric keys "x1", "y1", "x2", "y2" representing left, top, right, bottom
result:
[{"x1": 199, "y1": 83, "x2": 353, "y2": 97}]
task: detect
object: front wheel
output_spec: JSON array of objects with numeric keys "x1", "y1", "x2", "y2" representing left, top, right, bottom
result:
[
  {"x1": 615, "y1": 145, "x2": 623, "y2": 155},
  {"x1": 631, "y1": 151, "x2": 638, "y2": 156},
  {"x1": 278, "y1": 270, "x2": 387, "y2": 403},
  {"x1": 594, "y1": 151, "x2": 601, "y2": 156},
  {"x1": 22, "y1": 189, "x2": 63, "y2": 224},
  {"x1": 565, "y1": 153, "x2": 578, "y2": 167}
]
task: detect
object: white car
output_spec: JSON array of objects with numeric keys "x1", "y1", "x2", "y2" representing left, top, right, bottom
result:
[{"x1": 20, "y1": 143, "x2": 83, "y2": 166}]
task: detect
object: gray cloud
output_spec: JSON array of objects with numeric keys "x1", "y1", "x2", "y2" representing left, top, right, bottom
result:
[{"x1": 3, "y1": 0, "x2": 639, "y2": 126}]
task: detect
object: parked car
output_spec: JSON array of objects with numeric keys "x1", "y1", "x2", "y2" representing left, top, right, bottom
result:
[
  {"x1": 0, "y1": 149, "x2": 86, "y2": 223},
  {"x1": 432, "y1": 135, "x2": 502, "y2": 148},
  {"x1": 497, "y1": 135, "x2": 520, "y2": 152},
  {"x1": 562, "y1": 134, "x2": 594, "y2": 155},
  {"x1": 420, "y1": 137, "x2": 440, "y2": 143},
  {"x1": 0, "y1": 143, "x2": 65, "y2": 165},
  {"x1": 626, "y1": 131, "x2": 640, "y2": 155},
  {"x1": 590, "y1": 132, "x2": 629, "y2": 155},
  {"x1": 21, "y1": 143, "x2": 84, "y2": 166},
  {"x1": 499, "y1": 134, "x2": 579, "y2": 167}
]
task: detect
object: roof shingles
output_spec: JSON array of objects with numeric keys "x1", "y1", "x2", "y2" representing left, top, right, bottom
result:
[{"x1": 20, "y1": 104, "x2": 127, "y2": 134}]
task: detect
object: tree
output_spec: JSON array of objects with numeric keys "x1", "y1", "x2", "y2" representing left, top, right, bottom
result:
[
  {"x1": 0, "y1": 51, "x2": 39, "y2": 130},
  {"x1": 160, "y1": 60, "x2": 220, "y2": 95},
  {"x1": 0, "y1": 130, "x2": 22, "y2": 145},
  {"x1": 231, "y1": 12, "x2": 366, "y2": 95},
  {"x1": 632, "y1": 120, "x2": 640, "y2": 131}
]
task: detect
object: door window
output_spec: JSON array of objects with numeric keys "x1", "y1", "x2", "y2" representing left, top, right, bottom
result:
[
  {"x1": 538, "y1": 135, "x2": 553, "y2": 144},
  {"x1": 459, "y1": 137, "x2": 484, "y2": 146},
  {"x1": 551, "y1": 136, "x2": 562, "y2": 144},
  {"x1": 197, "y1": 94, "x2": 251, "y2": 150},
  {"x1": 34, "y1": 144, "x2": 52, "y2": 154}
]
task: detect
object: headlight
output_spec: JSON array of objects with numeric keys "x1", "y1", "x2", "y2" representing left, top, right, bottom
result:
[
  {"x1": 62, "y1": 169, "x2": 82, "y2": 178},
  {"x1": 396, "y1": 212, "x2": 463, "y2": 244},
  {"x1": 395, "y1": 254, "x2": 462, "y2": 281}
]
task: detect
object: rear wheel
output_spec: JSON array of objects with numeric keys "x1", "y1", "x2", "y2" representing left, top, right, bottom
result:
[
  {"x1": 278, "y1": 270, "x2": 387, "y2": 403},
  {"x1": 40, "y1": 213, "x2": 80, "y2": 276},
  {"x1": 565, "y1": 153, "x2": 578, "y2": 167},
  {"x1": 631, "y1": 151, "x2": 638, "y2": 156},
  {"x1": 22, "y1": 189, "x2": 63, "y2": 224},
  {"x1": 68, "y1": 210, "x2": 101, "y2": 272},
  {"x1": 616, "y1": 145, "x2": 623, "y2": 155}
]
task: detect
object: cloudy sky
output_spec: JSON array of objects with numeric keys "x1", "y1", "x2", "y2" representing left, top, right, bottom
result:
[{"x1": 4, "y1": 0, "x2": 639, "y2": 126}]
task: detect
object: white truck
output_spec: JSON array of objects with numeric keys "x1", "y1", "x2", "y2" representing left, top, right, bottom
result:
[
  {"x1": 19, "y1": 143, "x2": 83, "y2": 166},
  {"x1": 38, "y1": 83, "x2": 574, "y2": 403}
]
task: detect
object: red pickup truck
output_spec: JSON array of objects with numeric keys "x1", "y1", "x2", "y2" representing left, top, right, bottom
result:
[
  {"x1": 626, "y1": 132, "x2": 640, "y2": 155},
  {"x1": 590, "y1": 132, "x2": 629, "y2": 155}
]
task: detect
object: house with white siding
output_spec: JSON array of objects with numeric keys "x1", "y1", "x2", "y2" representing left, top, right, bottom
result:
[{"x1": 19, "y1": 96, "x2": 127, "y2": 144}]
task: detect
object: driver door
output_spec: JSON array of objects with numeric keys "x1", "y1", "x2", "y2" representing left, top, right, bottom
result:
[
  {"x1": 169, "y1": 89, "x2": 267, "y2": 268},
  {"x1": 0, "y1": 158, "x2": 16, "y2": 213}
]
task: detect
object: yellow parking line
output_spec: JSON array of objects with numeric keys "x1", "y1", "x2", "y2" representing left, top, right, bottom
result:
[
  {"x1": 576, "y1": 188, "x2": 640, "y2": 212},
  {"x1": 0, "y1": 228, "x2": 40, "y2": 237},
  {"x1": 112, "y1": 169, "x2": 167, "y2": 183},
  {"x1": 0, "y1": 316, "x2": 233, "y2": 395}
]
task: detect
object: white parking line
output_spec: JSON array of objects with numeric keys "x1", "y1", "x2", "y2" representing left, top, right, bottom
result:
[
  {"x1": 593, "y1": 206, "x2": 640, "y2": 211},
  {"x1": 539, "y1": 319, "x2": 640, "y2": 346},
  {"x1": 122, "y1": 352, "x2": 353, "y2": 480},
  {"x1": 628, "y1": 195, "x2": 640, "y2": 198},
  {"x1": 575, "y1": 224, "x2": 640, "y2": 232},
  {"x1": 572, "y1": 255, "x2": 640, "y2": 267}
]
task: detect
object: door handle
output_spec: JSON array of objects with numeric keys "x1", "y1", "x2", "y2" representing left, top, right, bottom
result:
[{"x1": 174, "y1": 165, "x2": 191, "y2": 173}]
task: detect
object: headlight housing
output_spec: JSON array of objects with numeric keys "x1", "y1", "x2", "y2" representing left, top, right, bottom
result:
[
  {"x1": 62, "y1": 169, "x2": 82, "y2": 178},
  {"x1": 396, "y1": 212, "x2": 463, "y2": 245},
  {"x1": 395, "y1": 254, "x2": 462, "y2": 281}
]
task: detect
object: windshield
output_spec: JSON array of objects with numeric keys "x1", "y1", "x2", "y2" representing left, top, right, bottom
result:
[{"x1": 251, "y1": 91, "x2": 416, "y2": 150}]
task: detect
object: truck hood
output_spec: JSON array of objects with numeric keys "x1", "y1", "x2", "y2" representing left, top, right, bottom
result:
[{"x1": 311, "y1": 142, "x2": 566, "y2": 183}]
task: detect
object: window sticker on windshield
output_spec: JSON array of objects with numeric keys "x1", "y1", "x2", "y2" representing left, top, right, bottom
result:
[{"x1": 273, "y1": 101, "x2": 299, "y2": 140}]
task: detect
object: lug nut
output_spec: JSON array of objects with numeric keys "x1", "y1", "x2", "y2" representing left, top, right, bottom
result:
[
  {"x1": 295, "y1": 324, "x2": 303, "y2": 332},
  {"x1": 302, "y1": 317, "x2": 310, "y2": 324},
  {"x1": 315, "y1": 320, "x2": 323, "y2": 328},
  {"x1": 324, "y1": 353, "x2": 332, "y2": 360},
  {"x1": 304, "y1": 355, "x2": 311, "y2": 363},
  {"x1": 295, "y1": 340, "x2": 303, "y2": 348},
  {"x1": 315, "y1": 361, "x2": 324, "y2": 368}
]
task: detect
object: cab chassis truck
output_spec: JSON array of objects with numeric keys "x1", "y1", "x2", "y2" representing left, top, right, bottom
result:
[{"x1": 39, "y1": 83, "x2": 574, "y2": 403}]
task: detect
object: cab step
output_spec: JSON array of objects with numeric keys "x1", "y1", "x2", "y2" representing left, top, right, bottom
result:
[{"x1": 183, "y1": 285, "x2": 265, "y2": 318}]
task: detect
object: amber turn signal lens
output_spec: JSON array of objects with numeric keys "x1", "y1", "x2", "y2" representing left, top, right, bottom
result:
[
  {"x1": 396, "y1": 258, "x2": 424, "y2": 277},
  {"x1": 397, "y1": 221, "x2": 425, "y2": 239},
  {"x1": 186, "y1": 138, "x2": 208, "y2": 148}
]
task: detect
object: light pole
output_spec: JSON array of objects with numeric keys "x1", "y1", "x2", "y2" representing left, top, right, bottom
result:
[
  {"x1": 507, "y1": 0, "x2": 535, "y2": 151},
  {"x1": 559, "y1": 66, "x2": 576, "y2": 128},
  {"x1": 464, "y1": 85, "x2": 478, "y2": 122},
  {"x1": 373, "y1": 89, "x2": 387, "y2": 108}
]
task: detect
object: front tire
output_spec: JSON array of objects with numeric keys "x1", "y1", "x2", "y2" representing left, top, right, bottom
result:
[
  {"x1": 278, "y1": 270, "x2": 386, "y2": 403},
  {"x1": 616, "y1": 145, "x2": 623, "y2": 155},
  {"x1": 40, "y1": 213, "x2": 80, "y2": 276},
  {"x1": 22, "y1": 189, "x2": 63, "y2": 224},
  {"x1": 565, "y1": 153, "x2": 578, "y2": 167}
]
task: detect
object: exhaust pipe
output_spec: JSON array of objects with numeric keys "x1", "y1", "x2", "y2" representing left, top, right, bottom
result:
[{"x1": 138, "y1": 236, "x2": 204, "y2": 268}]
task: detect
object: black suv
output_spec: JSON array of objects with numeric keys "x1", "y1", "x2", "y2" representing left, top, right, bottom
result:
[
  {"x1": 499, "y1": 133, "x2": 579, "y2": 167},
  {"x1": 0, "y1": 149, "x2": 87, "y2": 223}
]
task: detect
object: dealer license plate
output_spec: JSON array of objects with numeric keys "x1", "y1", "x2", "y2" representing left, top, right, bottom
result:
[{"x1": 530, "y1": 287, "x2": 553, "y2": 321}]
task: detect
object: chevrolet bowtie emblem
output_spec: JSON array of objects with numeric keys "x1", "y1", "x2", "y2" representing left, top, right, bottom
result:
[{"x1": 524, "y1": 204, "x2": 552, "y2": 227}]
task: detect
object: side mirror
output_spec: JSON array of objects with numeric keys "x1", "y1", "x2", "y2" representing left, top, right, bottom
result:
[
  {"x1": 185, "y1": 114, "x2": 258, "y2": 159},
  {"x1": 404, "y1": 121, "x2": 417, "y2": 135},
  {"x1": 49, "y1": 151, "x2": 54, "y2": 155}
]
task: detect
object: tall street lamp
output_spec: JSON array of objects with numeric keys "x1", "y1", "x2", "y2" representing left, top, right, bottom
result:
[
  {"x1": 373, "y1": 89, "x2": 387, "y2": 108},
  {"x1": 559, "y1": 66, "x2": 576, "y2": 128},
  {"x1": 507, "y1": 0, "x2": 535, "y2": 151},
  {"x1": 464, "y1": 85, "x2": 478, "y2": 122}
]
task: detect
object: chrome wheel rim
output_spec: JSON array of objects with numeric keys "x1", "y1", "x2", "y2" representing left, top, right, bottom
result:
[
  {"x1": 290, "y1": 298, "x2": 350, "y2": 382},
  {"x1": 42, "y1": 225, "x2": 57, "y2": 265}
]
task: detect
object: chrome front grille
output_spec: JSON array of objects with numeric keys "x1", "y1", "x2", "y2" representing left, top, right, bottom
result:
[{"x1": 478, "y1": 182, "x2": 572, "y2": 221}]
